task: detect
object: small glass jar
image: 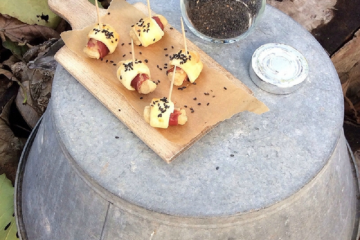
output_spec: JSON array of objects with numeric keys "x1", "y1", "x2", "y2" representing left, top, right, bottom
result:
[{"x1": 180, "y1": 0, "x2": 266, "y2": 43}]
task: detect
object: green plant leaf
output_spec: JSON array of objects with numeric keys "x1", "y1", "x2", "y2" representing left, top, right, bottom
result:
[
  {"x1": 0, "y1": 174, "x2": 18, "y2": 240},
  {"x1": 2, "y1": 40, "x2": 29, "y2": 60},
  {"x1": 0, "y1": 0, "x2": 61, "y2": 29}
]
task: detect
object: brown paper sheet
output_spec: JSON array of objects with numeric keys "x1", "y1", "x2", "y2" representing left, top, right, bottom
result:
[{"x1": 60, "y1": 0, "x2": 269, "y2": 145}]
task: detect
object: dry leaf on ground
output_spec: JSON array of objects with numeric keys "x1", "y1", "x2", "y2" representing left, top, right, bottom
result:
[
  {"x1": 267, "y1": 0, "x2": 336, "y2": 31},
  {"x1": 332, "y1": 30, "x2": 360, "y2": 124},
  {"x1": 0, "y1": 14, "x2": 60, "y2": 45},
  {"x1": 0, "y1": 97, "x2": 24, "y2": 184},
  {"x1": 10, "y1": 39, "x2": 56, "y2": 128}
]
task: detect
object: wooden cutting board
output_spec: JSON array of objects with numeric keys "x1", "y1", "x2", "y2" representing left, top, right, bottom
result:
[{"x1": 48, "y1": 0, "x2": 264, "y2": 163}]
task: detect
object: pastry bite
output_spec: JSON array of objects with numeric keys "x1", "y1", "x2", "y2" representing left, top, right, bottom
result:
[
  {"x1": 167, "y1": 49, "x2": 203, "y2": 86},
  {"x1": 116, "y1": 59, "x2": 157, "y2": 94},
  {"x1": 130, "y1": 15, "x2": 168, "y2": 47},
  {"x1": 83, "y1": 24, "x2": 120, "y2": 59},
  {"x1": 144, "y1": 97, "x2": 188, "y2": 128}
]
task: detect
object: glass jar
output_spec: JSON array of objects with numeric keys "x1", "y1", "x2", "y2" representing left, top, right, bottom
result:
[{"x1": 180, "y1": 0, "x2": 266, "y2": 43}]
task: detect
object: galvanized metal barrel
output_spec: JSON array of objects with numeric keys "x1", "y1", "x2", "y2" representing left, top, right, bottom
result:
[{"x1": 15, "y1": 3, "x2": 360, "y2": 240}]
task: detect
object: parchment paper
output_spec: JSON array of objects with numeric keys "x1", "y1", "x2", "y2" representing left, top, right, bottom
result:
[{"x1": 60, "y1": 0, "x2": 269, "y2": 145}]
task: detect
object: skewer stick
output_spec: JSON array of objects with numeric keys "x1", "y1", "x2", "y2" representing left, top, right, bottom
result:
[
  {"x1": 146, "y1": 0, "x2": 152, "y2": 19},
  {"x1": 95, "y1": 0, "x2": 102, "y2": 29},
  {"x1": 181, "y1": 18, "x2": 188, "y2": 55},
  {"x1": 131, "y1": 39, "x2": 135, "y2": 64},
  {"x1": 168, "y1": 66, "x2": 177, "y2": 102}
]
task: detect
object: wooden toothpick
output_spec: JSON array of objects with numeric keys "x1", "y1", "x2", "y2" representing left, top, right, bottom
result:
[
  {"x1": 131, "y1": 39, "x2": 135, "y2": 64},
  {"x1": 146, "y1": 0, "x2": 152, "y2": 19},
  {"x1": 181, "y1": 18, "x2": 188, "y2": 55},
  {"x1": 168, "y1": 66, "x2": 177, "y2": 102},
  {"x1": 95, "y1": 0, "x2": 102, "y2": 29}
]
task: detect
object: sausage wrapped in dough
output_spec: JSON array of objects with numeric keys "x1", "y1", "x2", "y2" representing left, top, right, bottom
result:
[
  {"x1": 116, "y1": 60, "x2": 157, "y2": 94},
  {"x1": 83, "y1": 24, "x2": 119, "y2": 59},
  {"x1": 167, "y1": 50, "x2": 203, "y2": 86},
  {"x1": 130, "y1": 15, "x2": 168, "y2": 47},
  {"x1": 144, "y1": 97, "x2": 188, "y2": 128}
]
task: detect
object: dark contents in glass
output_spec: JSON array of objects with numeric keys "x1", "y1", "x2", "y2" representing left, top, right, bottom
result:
[{"x1": 186, "y1": 0, "x2": 261, "y2": 39}]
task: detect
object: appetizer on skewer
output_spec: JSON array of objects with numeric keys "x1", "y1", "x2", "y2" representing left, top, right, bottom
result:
[
  {"x1": 130, "y1": 15, "x2": 168, "y2": 47},
  {"x1": 167, "y1": 50, "x2": 203, "y2": 86},
  {"x1": 83, "y1": 24, "x2": 119, "y2": 59},
  {"x1": 83, "y1": 0, "x2": 119, "y2": 59},
  {"x1": 116, "y1": 39, "x2": 157, "y2": 94},
  {"x1": 167, "y1": 18, "x2": 203, "y2": 86},
  {"x1": 143, "y1": 97, "x2": 187, "y2": 128},
  {"x1": 144, "y1": 66, "x2": 187, "y2": 128},
  {"x1": 116, "y1": 60, "x2": 157, "y2": 94},
  {"x1": 129, "y1": 0, "x2": 168, "y2": 47}
]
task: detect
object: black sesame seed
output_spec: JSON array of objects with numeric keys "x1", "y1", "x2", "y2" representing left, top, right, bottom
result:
[
  {"x1": 165, "y1": 54, "x2": 168, "y2": 57},
  {"x1": 123, "y1": 54, "x2": 126, "y2": 57},
  {"x1": 140, "y1": 97, "x2": 143, "y2": 99},
  {"x1": 224, "y1": 87, "x2": 227, "y2": 90},
  {"x1": 170, "y1": 27, "x2": 173, "y2": 30},
  {"x1": 158, "y1": 113, "x2": 162, "y2": 117},
  {"x1": 193, "y1": 82, "x2": 197, "y2": 85},
  {"x1": 213, "y1": 95, "x2": 215, "y2": 98},
  {"x1": 115, "y1": 136, "x2": 119, "y2": 139},
  {"x1": 164, "y1": 66, "x2": 167, "y2": 69},
  {"x1": 139, "y1": 52, "x2": 142, "y2": 55},
  {"x1": 159, "y1": 68, "x2": 162, "y2": 70},
  {"x1": 130, "y1": 52, "x2": 132, "y2": 54},
  {"x1": 121, "y1": 43, "x2": 124, "y2": 46},
  {"x1": 145, "y1": 59, "x2": 148, "y2": 63},
  {"x1": 157, "y1": 65, "x2": 159, "y2": 68},
  {"x1": 111, "y1": 40, "x2": 113, "y2": 43},
  {"x1": 110, "y1": 60, "x2": 114, "y2": 63},
  {"x1": 4, "y1": 222, "x2": 11, "y2": 230},
  {"x1": 171, "y1": 46, "x2": 174, "y2": 49},
  {"x1": 153, "y1": 38, "x2": 155, "y2": 41},
  {"x1": 198, "y1": 103, "x2": 201, "y2": 105},
  {"x1": 118, "y1": 109, "x2": 121, "y2": 111},
  {"x1": 230, "y1": 154, "x2": 234, "y2": 157},
  {"x1": 216, "y1": 167, "x2": 219, "y2": 170},
  {"x1": 131, "y1": 25, "x2": 134, "y2": 27},
  {"x1": 185, "y1": 30, "x2": 188, "y2": 32},
  {"x1": 193, "y1": 97, "x2": 197, "y2": 100},
  {"x1": 164, "y1": 48, "x2": 167, "y2": 50},
  {"x1": 106, "y1": 60, "x2": 108, "y2": 63},
  {"x1": 184, "y1": 105, "x2": 187, "y2": 108},
  {"x1": 100, "y1": 58, "x2": 103, "y2": 61},
  {"x1": 113, "y1": 63, "x2": 116, "y2": 66},
  {"x1": 128, "y1": 43, "x2": 131, "y2": 45},
  {"x1": 207, "y1": 103, "x2": 210, "y2": 106},
  {"x1": 108, "y1": 12, "x2": 110, "y2": 15}
]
